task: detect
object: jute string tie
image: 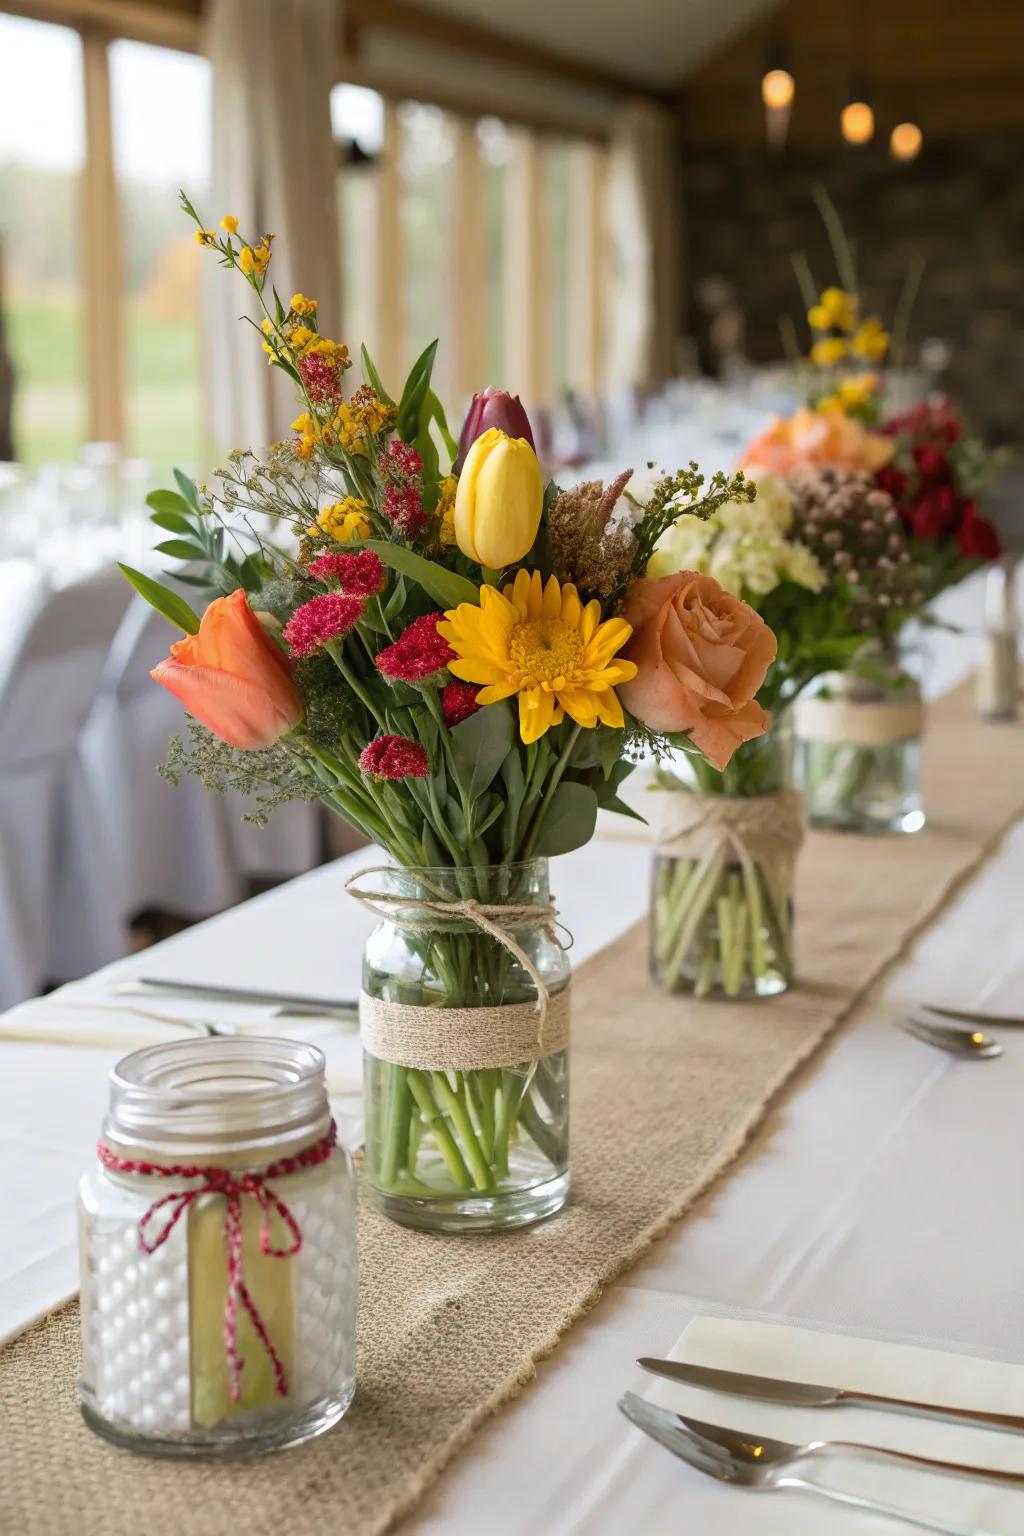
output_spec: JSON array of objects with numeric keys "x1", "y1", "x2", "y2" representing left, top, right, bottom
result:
[
  {"x1": 96, "y1": 1121, "x2": 337, "y2": 1402},
  {"x1": 653, "y1": 788, "x2": 806, "y2": 874},
  {"x1": 346, "y1": 867, "x2": 570, "y2": 1070}
]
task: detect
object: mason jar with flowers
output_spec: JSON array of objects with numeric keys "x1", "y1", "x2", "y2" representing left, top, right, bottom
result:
[
  {"x1": 638, "y1": 468, "x2": 895, "y2": 996},
  {"x1": 124, "y1": 194, "x2": 776, "y2": 1233}
]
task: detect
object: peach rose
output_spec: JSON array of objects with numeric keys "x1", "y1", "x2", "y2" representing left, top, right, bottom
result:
[
  {"x1": 618, "y1": 571, "x2": 776, "y2": 771},
  {"x1": 740, "y1": 407, "x2": 894, "y2": 477},
  {"x1": 152, "y1": 589, "x2": 303, "y2": 750}
]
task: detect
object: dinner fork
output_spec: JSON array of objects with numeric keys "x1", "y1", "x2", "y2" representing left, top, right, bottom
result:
[{"x1": 619, "y1": 1393, "x2": 1004, "y2": 1535}]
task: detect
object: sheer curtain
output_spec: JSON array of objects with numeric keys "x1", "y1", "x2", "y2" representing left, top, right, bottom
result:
[
  {"x1": 204, "y1": 0, "x2": 342, "y2": 453},
  {"x1": 606, "y1": 98, "x2": 682, "y2": 394}
]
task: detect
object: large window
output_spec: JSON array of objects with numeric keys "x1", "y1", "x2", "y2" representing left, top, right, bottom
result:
[
  {"x1": 398, "y1": 102, "x2": 455, "y2": 401},
  {"x1": 333, "y1": 84, "x2": 385, "y2": 355},
  {"x1": 0, "y1": 14, "x2": 85, "y2": 465},
  {"x1": 110, "y1": 39, "x2": 211, "y2": 473}
]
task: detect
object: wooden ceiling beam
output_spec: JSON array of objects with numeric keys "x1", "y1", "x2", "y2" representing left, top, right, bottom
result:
[{"x1": 346, "y1": 0, "x2": 664, "y2": 100}]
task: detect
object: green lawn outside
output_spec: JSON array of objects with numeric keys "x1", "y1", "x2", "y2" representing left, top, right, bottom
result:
[{"x1": 6, "y1": 295, "x2": 207, "y2": 476}]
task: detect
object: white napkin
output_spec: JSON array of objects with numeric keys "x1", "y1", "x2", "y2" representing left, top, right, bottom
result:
[{"x1": 639, "y1": 1316, "x2": 1024, "y2": 1535}]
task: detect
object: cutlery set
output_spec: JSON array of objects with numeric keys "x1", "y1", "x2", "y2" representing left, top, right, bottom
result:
[
  {"x1": 895, "y1": 1001, "x2": 1024, "y2": 1059},
  {"x1": 622, "y1": 1357, "x2": 1024, "y2": 1533}
]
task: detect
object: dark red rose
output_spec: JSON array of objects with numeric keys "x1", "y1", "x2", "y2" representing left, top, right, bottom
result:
[
  {"x1": 957, "y1": 504, "x2": 1001, "y2": 560},
  {"x1": 910, "y1": 488, "x2": 959, "y2": 541},
  {"x1": 876, "y1": 465, "x2": 908, "y2": 501},
  {"x1": 913, "y1": 444, "x2": 950, "y2": 482}
]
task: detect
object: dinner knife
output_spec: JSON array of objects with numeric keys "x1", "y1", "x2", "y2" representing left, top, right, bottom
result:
[
  {"x1": 115, "y1": 977, "x2": 359, "y2": 1017},
  {"x1": 921, "y1": 1002, "x2": 1024, "y2": 1028},
  {"x1": 638, "y1": 1358, "x2": 1024, "y2": 1436}
]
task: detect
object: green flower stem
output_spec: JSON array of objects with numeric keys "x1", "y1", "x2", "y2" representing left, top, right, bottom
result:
[
  {"x1": 381, "y1": 1064, "x2": 412, "y2": 1187},
  {"x1": 429, "y1": 1071, "x2": 493, "y2": 1191},
  {"x1": 521, "y1": 724, "x2": 582, "y2": 858},
  {"x1": 466, "y1": 1074, "x2": 495, "y2": 1165},
  {"x1": 404, "y1": 1070, "x2": 474, "y2": 1191},
  {"x1": 662, "y1": 845, "x2": 728, "y2": 988},
  {"x1": 517, "y1": 1095, "x2": 561, "y2": 1166}
]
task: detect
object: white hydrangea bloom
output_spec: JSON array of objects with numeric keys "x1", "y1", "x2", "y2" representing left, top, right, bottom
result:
[{"x1": 648, "y1": 472, "x2": 824, "y2": 598}]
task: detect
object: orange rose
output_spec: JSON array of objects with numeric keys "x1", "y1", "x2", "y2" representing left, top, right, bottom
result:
[
  {"x1": 618, "y1": 572, "x2": 776, "y2": 771},
  {"x1": 740, "y1": 407, "x2": 893, "y2": 477},
  {"x1": 152, "y1": 589, "x2": 303, "y2": 750}
]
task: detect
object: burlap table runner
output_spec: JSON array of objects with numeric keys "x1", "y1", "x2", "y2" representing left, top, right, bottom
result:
[{"x1": 3, "y1": 677, "x2": 1022, "y2": 1536}]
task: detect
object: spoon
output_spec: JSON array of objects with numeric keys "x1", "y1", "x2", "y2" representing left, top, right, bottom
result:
[{"x1": 898, "y1": 1014, "x2": 1003, "y2": 1058}]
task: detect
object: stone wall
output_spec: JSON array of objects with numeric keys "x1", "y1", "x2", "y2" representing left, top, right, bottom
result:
[{"x1": 681, "y1": 137, "x2": 1024, "y2": 445}]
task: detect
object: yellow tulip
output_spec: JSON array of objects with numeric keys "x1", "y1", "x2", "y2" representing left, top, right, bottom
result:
[{"x1": 454, "y1": 428, "x2": 544, "y2": 568}]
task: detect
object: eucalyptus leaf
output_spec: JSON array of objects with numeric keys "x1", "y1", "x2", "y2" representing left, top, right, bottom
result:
[
  {"x1": 530, "y1": 781, "x2": 598, "y2": 857},
  {"x1": 602, "y1": 795, "x2": 647, "y2": 824},
  {"x1": 363, "y1": 540, "x2": 479, "y2": 610},
  {"x1": 450, "y1": 700, "x2": 514, "y2": 800},
  {"x1": 118, "y1": 564, "x2": 200, "y2": 634}
]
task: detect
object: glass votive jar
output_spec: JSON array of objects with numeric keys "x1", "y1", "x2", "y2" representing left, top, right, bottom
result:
[{"x1": 78, "y1": 1036, "x2": 357, "y2": 1457}]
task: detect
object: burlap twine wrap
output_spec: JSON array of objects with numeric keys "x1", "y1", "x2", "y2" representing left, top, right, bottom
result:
[
  {"x1": 652, "y1": 785, "x2": 806, "y2": 872},
  {"x1": 796, "y1": 690, "x2": 925, "y2": 747},
  {"x1": 347, "y1": 866, "x2": 570, "y2": 1071},
  {"x1": 3, "y1": 677, "x2": 1024, "y2": 1536}
]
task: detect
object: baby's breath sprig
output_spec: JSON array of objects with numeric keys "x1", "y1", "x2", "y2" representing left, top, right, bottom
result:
[{"x1": 630, "y1": 465, "x2": 757, "y2": 573}]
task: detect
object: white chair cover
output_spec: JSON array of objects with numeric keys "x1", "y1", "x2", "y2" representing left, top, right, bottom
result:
[{"x1": 0, "y1": 567, "x2": 132, "y2": 1006}]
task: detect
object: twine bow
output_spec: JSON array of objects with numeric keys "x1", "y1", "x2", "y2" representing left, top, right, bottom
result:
[
  {"x1": 97, "y1": 1121, "x2": 337, "y2": 1402},
  {"x1": 346, "y1": 866, "x2": 566, "y2": 1053}
]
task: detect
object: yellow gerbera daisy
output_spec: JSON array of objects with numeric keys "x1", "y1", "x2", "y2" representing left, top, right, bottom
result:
[{"x1": 439, "y1": 569, "x2": 638, "y2": 745}]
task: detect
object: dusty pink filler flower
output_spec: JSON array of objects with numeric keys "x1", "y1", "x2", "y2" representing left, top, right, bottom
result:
[
  {"x1": 283, "y1": 592, "x2": 364, "y2": 658},
  {"x1": 358, "y1": 735, "x2": 429, "y2": 780}
]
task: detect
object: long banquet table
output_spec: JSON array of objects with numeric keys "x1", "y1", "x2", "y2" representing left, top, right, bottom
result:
[{"x1": 3, "y1": 575, "x2": 1024, "y2": 1532}]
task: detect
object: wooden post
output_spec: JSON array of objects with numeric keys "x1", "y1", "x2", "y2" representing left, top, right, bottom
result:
[
  {"x1": 567, "y1": 140, "x2": 607, "y2": 397},
  {"x1": 503, "y1": 128, "x2": 550, "y2": 407},
  {"x1": 373, "y1": 98, "x2": 404, "y2": 388},
  {"x1": 449, "y1": 114, "x2": 486, "y2": 403},
  {"x1": 80, "y1": 26, "x2": 124, "y2": 444}
]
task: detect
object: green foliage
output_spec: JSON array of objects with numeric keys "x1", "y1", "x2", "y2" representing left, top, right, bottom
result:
[
  {"x1": 144, "y1": 482, "x2": 274, "y2": 599},
  {"x1": 362, "y1": 539, "x2": 479, "y2": 610},
  {"x1": 450, "y1": 701, "x2": 515, "y2": 801},
  {"x1": 118, "y1": 564, "x2": 200, "y2": 634},
  {"x1": 160, "y1": 718, "x2": 321, "y2": 824},
  {"x1": 530, "y1": 781, "x2": 599, "y2": 857}
]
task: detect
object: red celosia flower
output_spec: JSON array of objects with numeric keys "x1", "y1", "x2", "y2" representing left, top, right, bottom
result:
[
  {"x1": 282, "y1": 592, "x2": 364, "y2": 658},
  {"x1": 358, "y1": 734, "x2": 429, "y2": 780},
  {"x1": 957, "y1": 502, "x2": 1002, "y2": 560},
  {"x1": 307, "y1": 550, "x2": 385, "y2": 597},
  {"x1": 441, "y1": 680, "x2": 480, "y2": 726},
  {"x1": 297, "y1": 352, "x2": 345, "y2": 407},
  {"x1": 375, "y1": 612, "x2": 454, "y2": 682},
  {"x1": 913, "y1": 444, "x2": 950, "y2": 482},
  {"x1": 383, "y1": 482, "x2": 425, "y2": 535}
]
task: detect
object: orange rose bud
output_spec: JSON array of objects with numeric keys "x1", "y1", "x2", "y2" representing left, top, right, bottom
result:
[
  {"x1": 151, "y1": 589, "x2": 303, "y2": 750},
  {"x1": 740, "y1": 407, "x2": 894, "y2": 477},
  {"x1": 618, "y1": 571, "x2": 776, "y2": 772}
]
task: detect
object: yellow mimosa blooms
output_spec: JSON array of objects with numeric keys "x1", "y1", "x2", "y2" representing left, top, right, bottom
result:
[
  {"x1": 435, "y1": 474, "x2": 458, "y2": 545},
  {"x1": 239, "y1": 243, "x2": 271, "y2": 277},
  {"x1": 818, "y1": 286, "x2": 856, "y2": 331},
  {"x1": 220, "y1": 214, "x2": 239, "y2": 233},
  {"x1": 195, "y1": 229, "x2": 217, "y2": 247},
  {"x1": 810, "y1": 337, "x2": 848, "y2": 367},
  {"x1": 439, "y1": 569, "x2": 637, "y2": 744},
  {"x1": 851, "y1": 317, "x2": 889, "y2": 361},
  {"x1": 454, "y1": 428, "x2": 544, "y2": 569},
  {"x1": 290, "y1": 412, "x2": 317, "y2": 460},
  {"x1": 288, "y1": 325, "x2": 316, "y2": 352},
  {"x1": 316, "y1": 498, "x2": 371, "y2": 541},
  {"x1": 290, "y1": 293, "x2": 317, "y2": 316},
  {"x1": 836, "y1": 372, "x2": 879, "y2": 409}
]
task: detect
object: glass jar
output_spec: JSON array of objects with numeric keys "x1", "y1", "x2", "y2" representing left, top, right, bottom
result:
[
  {"x1": 797, "y1": 666, "x2": 925, "y2": 835},
  {"x1": 78, "y1": 1037, "x2": 357, "y2": 1457},
  {"x1": 359, "y1": 860, "x2": 570, "y2": 1234},
  {"x1": 649, "y1": 725, "x2": 799, "y2": 999}
]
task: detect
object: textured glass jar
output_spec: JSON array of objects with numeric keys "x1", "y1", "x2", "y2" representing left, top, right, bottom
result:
[
  {"x1": 650, "y1": 726, "x2": 798, "y2": 999},
  {"x1": 797, "y1": 667, "x2": 925, "y2": 835},
  {"x1": 361, "y1": 860, "x2": 570, "y2": 1234},
  {"x1": 78, "y1": 1037, "x2": 357, "y2": 1457}
]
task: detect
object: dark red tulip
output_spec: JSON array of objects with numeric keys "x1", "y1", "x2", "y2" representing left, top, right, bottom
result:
[{"x1": 455, "y1": 387, "x2": 535, "y2": 472}]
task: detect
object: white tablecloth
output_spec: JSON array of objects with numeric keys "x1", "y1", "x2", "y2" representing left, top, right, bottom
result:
[{"x1": 3, "y1": 574, "x2": 1024, "y2": 1532}]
